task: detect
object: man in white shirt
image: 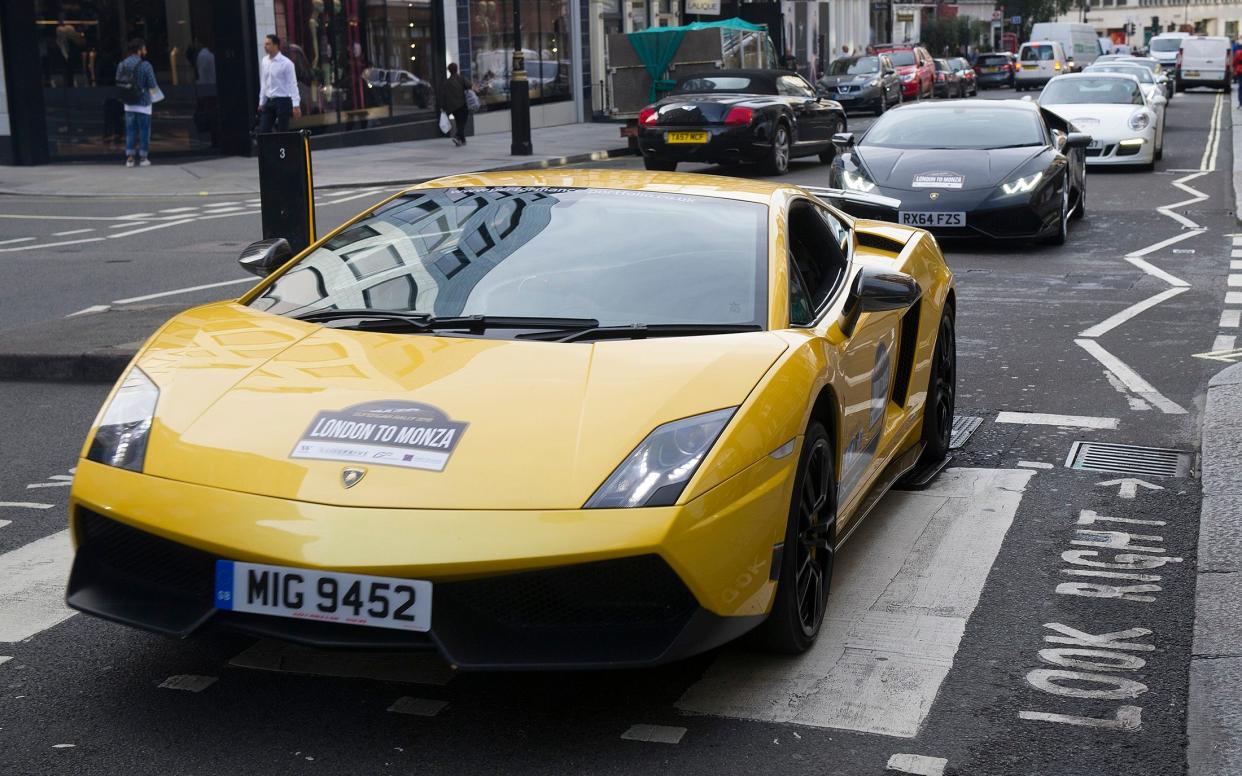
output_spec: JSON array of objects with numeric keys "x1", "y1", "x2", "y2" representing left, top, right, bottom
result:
[{"x1": 257, "y1": 34, "x2": 301, "y2": 132}]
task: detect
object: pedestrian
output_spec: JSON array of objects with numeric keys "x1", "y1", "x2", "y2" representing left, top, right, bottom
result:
[
  {"x1": 116, "y1": 38, "x2": 158, "y2": 167},
  {"x1": 257, "y1": 34, "x2": 301, "y2": 132},
  {"x1": 841, "y1": 44, "x2": 850, "y2": 56},
  {"x1": 437, "y1": 62, "x2": 469, "y2": 146},
  {"x1": 1234, "y1": 41, "x2": 1242, "y2": 109}
]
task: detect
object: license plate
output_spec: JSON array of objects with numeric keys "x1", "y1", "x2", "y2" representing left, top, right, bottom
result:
[
  {"x1": 666, "y1": 131, "x2": 708, "y2": 144},
  {"x1": 836, "y1": 93, "x2": 854, "y2": 99},
  {"x1": 899, "y1": 211, "x2": 965, "y2": 227},
  {"x1": 1184, "y1": 70, "x2": 1200, "y2": 77},
  {"x1": 214, "y1": 560, "x2": 432, "y2": 632},
  {"x1": 983, "y1": 66, "x2": 999, "y2": 73}
]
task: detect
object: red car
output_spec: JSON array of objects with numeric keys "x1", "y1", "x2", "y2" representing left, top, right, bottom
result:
[{"x1": 875, "y1": 44, "x2": 934, "y2": 99}]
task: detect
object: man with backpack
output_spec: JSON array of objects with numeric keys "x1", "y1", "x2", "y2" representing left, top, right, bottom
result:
[{"x1": 116, "y1": 38, "x2": 159, "y2": 167}]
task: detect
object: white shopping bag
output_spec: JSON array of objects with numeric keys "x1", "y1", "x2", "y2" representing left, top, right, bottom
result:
[
  {"x1": 439, "y1": 110, "x2": 452, "y2": 135},
  {"x1": 149, "y1": 86, "x2": 165, "y2": 104}
]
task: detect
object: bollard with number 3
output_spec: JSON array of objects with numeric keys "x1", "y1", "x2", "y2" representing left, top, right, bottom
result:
[{"x1": 258, "y1": 130, "x2": 316, "y2": 254}]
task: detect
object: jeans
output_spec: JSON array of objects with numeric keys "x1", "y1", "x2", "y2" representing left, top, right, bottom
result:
[
  {"x1": 259, "y1": 97, "x2": 293, "y2": 133},
  {"x1": 124, "y1": 110, "x2": 151, "y2": 158}
]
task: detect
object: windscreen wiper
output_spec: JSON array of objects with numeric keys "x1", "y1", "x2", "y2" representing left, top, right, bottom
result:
[
  {"x1": 294, "y1": 309, "x2": 600, "y2": 334},
  {"x1": 518, "y1": 322, "x2": 763, "y2": 343}
]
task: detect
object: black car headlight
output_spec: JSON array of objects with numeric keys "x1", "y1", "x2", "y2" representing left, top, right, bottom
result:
[
  {"x1": 842, "y1": 169, "x2": 877, "y2": 193},
  {"x1": 1000, "y1": 171, "x2": 1044, "y2": 196},
  {"x1": 86, "y1": 366, "x2": 159, "y2": 472},
  {"x1": 584, "y1": 407, "x2": 736, "y2": 509}
]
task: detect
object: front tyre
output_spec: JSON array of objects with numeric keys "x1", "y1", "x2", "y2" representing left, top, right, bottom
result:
[
  {"x1": 643, "y1": 157, "x2": 677, "y2": 172},
  {"x1": 1044, "y1": 183, "x2": 1069, "y2": 246},
  {"x1": 918, "y1": 309, "x2": 956, "y2": 465},
  {"x1": 752, "y1": 422, "x2": 835, "y2": 654}
]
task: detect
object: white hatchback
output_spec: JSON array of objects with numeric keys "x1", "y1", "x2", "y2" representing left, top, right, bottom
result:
[
  {"x1": 1037, "y1": 73, "x2": 1161, "y2": 168},
  {"x1": 1016, "y1": 41, "x2": 1071, "y2": 91}
]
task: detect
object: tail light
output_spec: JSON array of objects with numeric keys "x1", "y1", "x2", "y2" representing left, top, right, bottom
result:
[
  {"x1": 1002, "y1": 64, "x2": 1011, "y2": 71},
  {"x1": 1016, "y1": 62, "x2": 1023, "y2": 71},
  {"x1": 639, "y1": 107, "x2": 658, "y2": 126},
  {"x1": 724, "y1": 107, "x2": 753, "y2": 126},
  {"x1": 936, "y1": 73, "x2": 945, "y2": 81}
]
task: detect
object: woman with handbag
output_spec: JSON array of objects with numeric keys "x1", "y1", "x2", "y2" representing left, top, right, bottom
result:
[{"x1": 437, "y1": 62, "x2": 470, "y2": 146}]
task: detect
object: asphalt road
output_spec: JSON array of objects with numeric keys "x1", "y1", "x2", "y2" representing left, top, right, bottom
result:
[{"x1": 0, "y1": 86, "x2": 1236, "y2": 776}]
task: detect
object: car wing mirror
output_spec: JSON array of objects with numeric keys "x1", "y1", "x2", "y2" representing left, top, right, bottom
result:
[
  {"x1": 831, "y1": 132, "x2": 856, "y2": 151},
  {"x1": 839, "y1": 267, "x2": 921, "y2": 336},
  {"x1": 238, "y1": 237, "x2": 293, "y2": 277},
  {"x1": 1066, "y1": 132, "x2": 1092, "y2": 148},
  {"x1": 1021, "y1": 94, "x2": 1035, "y2": 102}
]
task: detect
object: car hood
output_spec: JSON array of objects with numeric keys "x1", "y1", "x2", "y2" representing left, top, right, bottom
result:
[
  {"x1": 820, "y1": 74, "x2": 881, "y2": 87},
  {"x1": 855, "y1": 145, "x2": 1047, "y2": 192},
  {"x1": 134, "y1": 304, "x2": 788, "y2": 510}
]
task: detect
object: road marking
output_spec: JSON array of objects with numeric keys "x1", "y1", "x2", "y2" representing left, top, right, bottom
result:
[
  {"x1": 1200, "y1": 92, "x2": 1223, "y2": 171},
  {"x1": 1075, "y1": 338, "x2": 1187, "y2": 415},
  {"x1": 159, "y1": 206, "x2": 200, "y2": 213},
  {"x1": 886, "y1": 754, "x2": 947, "y2": 776},
  {"x1": 387, "y1": 696, "x2": 449, "y2": 717},
  {"x1": 322, "y1": 190, "x2": 386, "y2": 205},
  {"x1": 26, "y1": 482, "x2": 71, "y2": 489},
  {"x1": 678, "y1": 468, "x2": 1034, "y2": 737},
  {"x1": 159, "y1": 675, "x2": 218, "y2": 692},
  {"x1": 0, "y1": 656, "x2": 10, "y2": 666},
  {"x1": 0, "y1": 236, "x2": 106, "y2": 253},
  {"x1": 1078, "y1": 287, "x2": 1189, "y2": 338},
  {"x1": 1231, "y1": 260, "x2": 1242, "y2": 270},
  {"x1": 1213, "y1": 334, "x2": 1237, "y2": 352},
  {"x1": 0, "y1": 214, "x2": 120, "y2": 221},
  {"x1": 0, "y1": 530, "x2": 76, "y2": 642},
  {"x1": 106, "y1": 218, "x2": 196, "y2": 239},
  {"x1": 996, "y1": 412, "x2": 1118, "y2": 430},
  {"x1": 51, "y1": 228, "x2": 95, "y2": 237},
  {"x1": 1221, "y1": 310, "x2": 1241, "y2": 328},
  {"x1": 0, "y1": 502, "x2": 54, "y2": 509},
  {"x1": 1123, "y1": 256, "x2": 1191, "y2": 287},
  {"x1": 0, "y1": 237, "x2": 35, "y2": 246},
  {"x1": 0, "y1": 520, "x2": 10, "y2": 529},
  {"x1": 202, "y1": 206, "x2": 246, "y2": 214},
  {"x1": 1097, "y1": 478, "x2": 1164, "y2": 500},
  {"x1": 1193, "y1": 347, "x2": 1242, "y2": 363},
  {"x1": 1230, "y1": 275, "x2": 1242, "y2": 287},
  {"x1": 620, "y1": 724, "x2": 686, "y2": 744},
  {"x1": 112, "y1": 277, "x2": 253, "y2": 305},
  {"x1": 230, "y1": 639, "x2": 454, "y2": 685},
  {"x1": 1125, "y1": 229, "x2": 1206, "y2": 260},
  {"x1": 1018, "y1": 461, "x2": 1054, "y2": 469},
  {"x1": 1229, "y1": 292, "x2": 1242, "y2": 304},
  {"x1": 66, "y1": 305, "x2": 110, "y2": 318},
  {"x1": 1232, "y1": 249, "x2": 1242, "y2": 257}
]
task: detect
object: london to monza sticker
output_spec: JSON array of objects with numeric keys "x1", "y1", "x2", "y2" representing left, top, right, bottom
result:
[
  {"x1": 911, "y1": 172, "x2": 965, "y2": 189},
  {"x1": 289, "y1": 401, "x2": 468, "y2": 472}
]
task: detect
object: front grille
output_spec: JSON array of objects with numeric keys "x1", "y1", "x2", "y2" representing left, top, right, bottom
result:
[
  {"x1": 438, "y1": 554, "x2": 697, "y2": 629},
  {"x1": 1086, "y1": 144, "x2": 1116, "y2": 158},
  {"x1": 76, "y1": 509, "x2": 215, "y2": 601}
]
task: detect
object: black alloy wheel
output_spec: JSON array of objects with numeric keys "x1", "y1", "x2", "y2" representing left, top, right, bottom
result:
[
  {"x1": 918, "y1": 310, "x2": 956, "y2": 464},
  {"x1": 752, "y1": 421, "x2": 835, "y2": 654},
  {"x1": 763, "y1": 122, "x2": 791, "y2": 175}
]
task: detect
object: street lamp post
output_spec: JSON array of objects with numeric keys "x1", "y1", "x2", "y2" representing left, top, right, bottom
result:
[{"x1": 510, "y1": 0, "x2": 533, "y2": 155}]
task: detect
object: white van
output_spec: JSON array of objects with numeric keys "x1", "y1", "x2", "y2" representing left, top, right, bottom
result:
[
  {"x1": 1016, "y1": 41, "x2": 1070, "y2": 90},
  {"x1": 1029, "y1": 22, "x2": 1100, "y2": 70},
  {"x1": 1177, "y1": 35, "x2": 1232, "y2": 91},
  {"x1": 1148, "y1": 32, "x2": 1190, "y2": 69}
]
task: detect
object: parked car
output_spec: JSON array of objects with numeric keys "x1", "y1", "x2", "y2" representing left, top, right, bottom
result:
[
  {"x1": 875, "y1": 44, "x2": 935, "y2": 100},
  {"x1": 949, "y1": 57, "x2": 978, "y2": 96},
  {"x1": 1176, "y1": 35, "x2": 1232, "y2": 92},
  {"x1": 974, "y1": 52, "x2": 1016, "y2": 89},
  {"x1": 933, "y1": 58, "x2": 964, "y2": 98},
  {"x1": 1016, "y1": 41, "x2": 1071, "y2": 91},
  {"x1": 817, "y1": 54, "x2": 902, "y2": 115}
]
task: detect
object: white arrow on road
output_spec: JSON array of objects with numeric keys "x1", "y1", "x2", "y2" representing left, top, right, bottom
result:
[{"x1": 1098, "y1": 478, "x2": 1165, "y2": 500}]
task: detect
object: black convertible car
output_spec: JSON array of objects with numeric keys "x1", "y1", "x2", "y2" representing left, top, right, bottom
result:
[
  {"x1": 638, "y1": 70, "x2": 847, "y2": 175},
  {"x1": 826, "y1": 100, "x2": 1090, "y2": 244}
]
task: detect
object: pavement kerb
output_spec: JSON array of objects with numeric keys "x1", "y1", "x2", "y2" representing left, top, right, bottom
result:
[
  {"x1": 0, "y1": 146, "x2": 634, "y2": 199},
  {"x1": 1186, "y1": 103, "x2": 1242, "y2": 776}
]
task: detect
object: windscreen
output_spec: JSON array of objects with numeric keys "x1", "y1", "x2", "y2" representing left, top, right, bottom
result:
[
  {"x1": 828, "y1": 57, "x2": 879, "y2": 75},
  {"x1": 250, "y1": 187, "x2": 767, "y2": 327},
  {"x1": 1149, "y1": 38, "x2": 1182, "y2": 53},
  {"x1": 977, "y1": 54, "x2": 1010, "y2": 66},
  {"x1": 673, "y1": 76, "x2": 773, "y2": 94},
  {"x1": 934, "y1": 59, "x2": 952, "y2": 72},
  {"x1": 1088, "y1": 65, "x2": 1154, "y2": 83},
  {"x1": 862, "y1": 107, "x2": 1045, "y2": 149},
  {"x1": 1021, "y1": 45, "x2": 1056, "y2": 62},
  {"x1": 886, "y1": 50, "x2": 916, "y2": 67},
  {"x1": 1040, "y1": 77, "x2": 1144, "y2": 105}
]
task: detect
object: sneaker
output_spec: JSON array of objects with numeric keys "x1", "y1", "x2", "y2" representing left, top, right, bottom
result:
[
  {"x1": 125, "y1": 157, "x2": 135, "y2": 168},
  {"x1": 138, "y1": 158, "x2": 151, "y2": 167}
]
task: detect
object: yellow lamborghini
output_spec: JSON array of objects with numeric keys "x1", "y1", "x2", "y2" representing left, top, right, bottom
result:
[{"x1": 67, "y1": 170, "x2": 956, "y2": 668}]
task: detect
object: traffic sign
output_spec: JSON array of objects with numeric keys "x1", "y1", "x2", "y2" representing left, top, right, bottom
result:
[{"x1": 1011, "y1": 15, "x2": 1022, "y2": 25}]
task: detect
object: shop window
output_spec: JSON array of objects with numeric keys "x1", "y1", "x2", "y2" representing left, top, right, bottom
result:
[{"x1": 468, "y1": 0, "x2": 574, "y2": 110}]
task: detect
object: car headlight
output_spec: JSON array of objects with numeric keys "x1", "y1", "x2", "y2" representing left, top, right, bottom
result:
[
  {"x1": 1000, "y1": 171, "x2": 1044, "y2": 196},
  {"x1": 842, "y1": 169, "x2": 877, "y2": 193},
  {"x1": 869, "y1": 79, "x2": 881, "y2": 87},
  {"x1": 1129, "y1": 111, "x2": 1151, "y2": 131},
  {"x1": 900, "y1": 73, "x2": 915, "y2": 82},
  {"x1": 584, "y1": 407, "x2": 735, "y2": 509},
  {"x1": 86, "y1": 366, "x2": 158, "y2": 472}
]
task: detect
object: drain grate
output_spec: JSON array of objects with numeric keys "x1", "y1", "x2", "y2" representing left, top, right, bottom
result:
[
  {"x1": 1065, "y1": 441, "x2": 1193, "y2": 478},
  {"x1": 949, "y1": 416, "x2": 983, "y2": 450}
]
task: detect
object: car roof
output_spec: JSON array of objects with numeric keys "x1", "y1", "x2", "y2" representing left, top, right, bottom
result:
[
  {"x1": 891, "y1": 98, "x2": 1038, "y2": 112},
  {"x1": 677, "y1": 69, "x2": 789, "y2": 82},
  {"x1": 409, "y1": 169, "x2": 795, "y2": 205},
  {"x1": 1055, "y1": 71, "x2": 1141, "y2": 80}
]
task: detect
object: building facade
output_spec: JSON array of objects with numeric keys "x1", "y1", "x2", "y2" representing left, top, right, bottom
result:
[{"x1": 1057, "y1": 0, "x2": 1242, "y2": 45}]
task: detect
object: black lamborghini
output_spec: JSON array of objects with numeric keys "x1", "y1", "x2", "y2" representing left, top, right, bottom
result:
[
  {"x1": 825, "y1": 100, "x2": 1090, "y2": 244},
  {"x1": 637, "y1": 70, "x2": 847, "y2": 176}
]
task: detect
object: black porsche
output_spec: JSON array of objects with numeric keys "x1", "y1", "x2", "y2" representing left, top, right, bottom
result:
[
  {"x1": 638, "y1": 70, "x2": 847, "y2": 175},
  {"x1": 825, "y1": 100, "x2": 1090, "y2": 244}
]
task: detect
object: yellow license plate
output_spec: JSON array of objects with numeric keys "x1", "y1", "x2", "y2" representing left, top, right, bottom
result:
[
  {"x1": 1185, "y1": 70, "x2": 1200, "y2": 77},
  {"x1": 666, "y1": 131, "x2": 709, "y2": 144},
  {"x1": 983, "y1": 66, "x2": 999, "y2": 73}
]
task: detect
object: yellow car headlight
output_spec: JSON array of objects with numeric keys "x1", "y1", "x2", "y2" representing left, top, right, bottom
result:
[
  {"x1": 1000, "y1": 171, "x2": 1044, "y2": 196},
  {"x1": 585, "y1": 407, "x2": 736, "y2": 509},
  {"x1": 86, "y1": 366, "x2": 158, "y2": 472}
]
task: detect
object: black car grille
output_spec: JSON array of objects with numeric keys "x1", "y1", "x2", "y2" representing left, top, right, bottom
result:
[
  {"x1": 1086, "y1": 144, "x2": 1115, "y2": 158},
  {"x1": 76, "y1": 508, "x2": 215, "y2": 602}
]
